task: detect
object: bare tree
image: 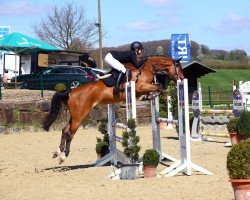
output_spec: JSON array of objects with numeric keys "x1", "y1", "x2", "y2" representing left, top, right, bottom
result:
[{"x1": 33, "y1": 2, "x2": 98, "y2": 51}]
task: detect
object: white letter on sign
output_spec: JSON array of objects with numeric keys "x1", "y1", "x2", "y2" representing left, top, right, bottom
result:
[{"x1": 178, "y1": 38, "x2": 187, "y2": 55}]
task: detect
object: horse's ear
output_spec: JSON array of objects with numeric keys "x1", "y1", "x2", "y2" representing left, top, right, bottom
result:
[{"x1": 177, "y1": 57, "x2": 182, "y2": 62}]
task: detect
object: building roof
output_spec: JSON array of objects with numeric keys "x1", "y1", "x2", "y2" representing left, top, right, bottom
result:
[{"x1": 182, "y1": 61, "x2": 216, "y2": 78}]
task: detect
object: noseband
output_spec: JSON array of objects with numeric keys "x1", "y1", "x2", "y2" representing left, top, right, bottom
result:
[{"x1": 172, "y1": 60, "x2": 181, "y2": 80}]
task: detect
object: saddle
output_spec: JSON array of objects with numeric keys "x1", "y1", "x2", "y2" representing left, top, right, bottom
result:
[{"x1": 102, "y1": 69, "x2": 132, "y2": 87}]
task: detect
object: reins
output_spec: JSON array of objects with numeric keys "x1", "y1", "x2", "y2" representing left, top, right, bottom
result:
[{"x1": 135, "y1": 59, "x2": 157, "y2": 83}]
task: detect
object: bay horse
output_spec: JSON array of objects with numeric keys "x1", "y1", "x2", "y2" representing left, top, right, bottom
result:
[{"x1": 42, "y1": 56, "x2": 184, "y2": 164}]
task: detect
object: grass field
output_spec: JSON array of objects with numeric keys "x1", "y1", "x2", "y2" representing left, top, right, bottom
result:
[
  {"x1": 197, "y1": 69, "x2": 250, "y2": 105},
  {"x1": 198, "y1": 69, "x2": 250, "y2": 90}
]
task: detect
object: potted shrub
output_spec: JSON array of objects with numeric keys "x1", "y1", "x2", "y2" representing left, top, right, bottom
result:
[
  {"x1": 95, "y1": 118, "x2": 109, "y2": 159},
  {"x1": 236, "y1": 110, "x2": 250, "y2": 142},
  {"x1": 95, "y1": 138, "x2": 109, "y2": 159},
  {"x1": 226, "y1": 139, "x2": 250, "y2": 199},
  {"x1": 120, "y1": 118, "x2": 141, "y2": 180},
  {"x1": 159, "y1": 110, "x2": 168, "y2": 129},
  {"x1": 143, "y1": 149, "x2": 160, "y2": 178},
  {"x1": 226, "y1": 117, "x2": 239, "y2": 145}
]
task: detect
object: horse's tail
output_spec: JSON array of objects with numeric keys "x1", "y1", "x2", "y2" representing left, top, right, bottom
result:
[{"x1": 42, "y1": 90, "x2": 70, "y2": 131}]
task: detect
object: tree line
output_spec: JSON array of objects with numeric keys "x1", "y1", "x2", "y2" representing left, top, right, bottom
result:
[{"x1": 89, "y1": 40, "x2": 249, "y2": 68}]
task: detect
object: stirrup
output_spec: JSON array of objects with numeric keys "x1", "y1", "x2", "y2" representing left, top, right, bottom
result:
[{"x1": 113, "y1": 86, "x2": 125, "y2": 93}]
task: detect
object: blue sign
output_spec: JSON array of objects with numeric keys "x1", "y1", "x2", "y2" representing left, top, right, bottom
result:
[
  {"x1": 170, "y1": 33, "x2": 191, "y2": 63},
  {"x1": 0, "y1": 26, "x2": 11, "y2": 38}
]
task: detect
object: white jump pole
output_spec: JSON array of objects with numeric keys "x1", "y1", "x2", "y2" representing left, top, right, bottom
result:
[
  {"x1": 166, "y1": 95, "x2": 174, "y2": 129},
  {"x1": 151, "y1": 95, "x2": 178, "y2": 162},
  {"x1": 161, "y1": 79, "x2": 213, "y2": 177},
  {"x1": 95, "y1": 81, "x2": 136, "y2": 167}
]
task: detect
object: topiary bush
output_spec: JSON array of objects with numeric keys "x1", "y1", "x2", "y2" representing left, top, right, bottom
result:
[
  {"x1": 159, "y1": 88, "x2": 168, "y2": 118},
  {"x1": 95, "y1": 139, "x2": 109, "y2": 154},
  {"x1": 98, "y1": 118, "x2": 109, "y2": 144},
  {"x1": 95, "y1": 117, "x2": 109, "y2": 157},
  {"x1": 227, "y1": 118, "x2": 239, "y2": 133},
  {"x1": 226, "y1": 139, "x2": 250, "y2": 179},
  {"x1": 236, "y1": 110, "x2": 250, "y2": 137},
  {"x1": 121, "y1": 118, "x2": 141, "y2": 163},
  {"x1": 166, "y1": 80, "x2": 178, "y2": 120},
  {"x1": 143, "y1": 149, "x2": 160, "y2": 167}
]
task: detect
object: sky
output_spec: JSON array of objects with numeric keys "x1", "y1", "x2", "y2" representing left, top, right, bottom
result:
[{"x1": 1, "y1": 0, "x2": 250, "y2": 55}]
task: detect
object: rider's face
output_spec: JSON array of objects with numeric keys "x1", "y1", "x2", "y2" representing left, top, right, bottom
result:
[{"x1": 136, "y1": 49, "x2": 142, "y2": 55}]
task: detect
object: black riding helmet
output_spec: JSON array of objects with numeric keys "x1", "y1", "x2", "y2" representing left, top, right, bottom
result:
[{"x1": 131, "y1": 41, "x2": 144, "y2": 51}]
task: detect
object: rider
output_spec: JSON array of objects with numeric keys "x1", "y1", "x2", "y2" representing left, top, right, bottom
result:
[{"x1": 104, "y1": 41, "x2": 147, "y2": 93}]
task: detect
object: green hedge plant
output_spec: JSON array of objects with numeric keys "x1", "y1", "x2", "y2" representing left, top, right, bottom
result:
[
  {"x1": 226, "y1": 118, "x2": 239, "y2": 133},
  {"x1": 96, "y1": 117, "x2": 109, "y2": 156},
  {"x1": 226, "y1": 139, "x2": 250, "y2": 179},
  {"x1": 98, "y1": 118, "x2": 109, "y2": 144},
  {"x1": 121, "y1": 118, "x2": 141, "y2": 163},
  {"x1": 236, "y1": 110, "x2": 250, "y2": 137},
  {"x1": 143, "y1": 149, "x2": 160, "y2": 167},
  {"x1": 95, "y1": 139, "x2": 109, "y2": 154}
]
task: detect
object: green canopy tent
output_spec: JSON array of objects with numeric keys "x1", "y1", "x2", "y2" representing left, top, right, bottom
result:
[{"x1": 0, "y1": 32, "x2": 59, "y2": 81}]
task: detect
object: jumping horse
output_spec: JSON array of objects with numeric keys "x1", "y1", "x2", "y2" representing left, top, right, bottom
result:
[{"x1": 43, "y1": 56, "x2": 184, "y2": 164}]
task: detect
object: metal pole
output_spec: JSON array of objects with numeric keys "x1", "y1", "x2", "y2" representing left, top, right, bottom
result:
[
  {"x1": 208, "y1": 86, "x2": 212, "y2": 107},
  {"x1": 98, "y1": 0, "x2": 103, "y2": 69}
]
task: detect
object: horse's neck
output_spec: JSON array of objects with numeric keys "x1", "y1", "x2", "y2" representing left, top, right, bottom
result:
[{"x1": 125, "y1": 61, "x2": 156, "y2": 83}]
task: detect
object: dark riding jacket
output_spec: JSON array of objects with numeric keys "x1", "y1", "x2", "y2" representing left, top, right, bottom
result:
[{"x1": 110, "y1": 50, "x2": 146, "y2": 68}]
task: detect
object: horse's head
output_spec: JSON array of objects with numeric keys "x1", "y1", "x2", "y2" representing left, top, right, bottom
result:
[
  {"x1": 146, "y1": 56, "x2": 184, "y2": 81},
  {"x1": 80, "y1": 53, "x2": 97, "y2": 68}
]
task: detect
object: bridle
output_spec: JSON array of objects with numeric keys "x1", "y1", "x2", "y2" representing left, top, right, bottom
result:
[
  {"x1": 135, "y1": 57, "x2": 182, "y2": 82},
  {"x1": 172, "y1": 59, "x2": 182, "y2": 80}
]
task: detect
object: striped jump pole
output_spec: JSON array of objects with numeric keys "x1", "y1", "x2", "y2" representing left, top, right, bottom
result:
[{"x1": 191, "y1": 83, "x2": 235, "y2": 142}]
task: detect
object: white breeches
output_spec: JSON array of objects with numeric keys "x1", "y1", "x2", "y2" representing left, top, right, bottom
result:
[{"x1": 104, "y1": 53, "x2": 126, "y2": 73}]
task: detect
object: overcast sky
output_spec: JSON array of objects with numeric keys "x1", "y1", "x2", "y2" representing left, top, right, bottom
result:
[{"x1": 1, "y1": 0, "x2": 250, "y2": 54}]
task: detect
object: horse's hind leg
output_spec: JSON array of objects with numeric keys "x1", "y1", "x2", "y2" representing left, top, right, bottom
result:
[
  {"x1": 59, "y1": 130, "x2": 74, "y2": 164},
  {"x1": 58, "y1": 112, "x2": 90, "y2": 164},
  {"x1": 52, "y1": 122, "x2": 71, "y2": 159}
]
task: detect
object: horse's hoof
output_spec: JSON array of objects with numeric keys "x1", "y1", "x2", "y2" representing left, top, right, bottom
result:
[
  {"x1": 148, "y1": 94, "x2": 157, "y2": 100},
  {"x1": 139, "y1": 95, "x2": 149, "y2": 101},
  {"x1": 58, "y1": 153, "x2": 66, "y2": 165},
  {"x1": 58, "y1": 158, "x2": 64, "y2": 165},
  {"x1": 52, "y1": 149, "x2": 61, "y2": 158},
  {"x1": 52, "y1": 152, "x2": 59, "y2": 159}
]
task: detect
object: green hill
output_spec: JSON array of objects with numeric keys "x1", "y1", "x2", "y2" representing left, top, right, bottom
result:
[
  {"x1": 197, "y1": 69, "x2": 250, "y2": 105},
  {"x1": 198, "y1": 69, "x2": 250, "y2": 90}
]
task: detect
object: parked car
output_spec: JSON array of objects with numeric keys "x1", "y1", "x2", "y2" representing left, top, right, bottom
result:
[{"x1": 11, "y1": 65, "x2": 97, "y2": 90}]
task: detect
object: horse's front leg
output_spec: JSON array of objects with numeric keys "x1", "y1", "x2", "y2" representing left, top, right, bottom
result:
[
  {"x1": 137, "y1": 82, "x2": 161, "y2": 93},
  {"x1": 137, "y1": 83, "x2": 163, "y2": 99},
  {"x1": 148, "y1": 83, "x2": 163, "y2": 99}
]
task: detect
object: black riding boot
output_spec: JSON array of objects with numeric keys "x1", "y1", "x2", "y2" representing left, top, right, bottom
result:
[{"x1": 114, "y1": 72, "x2": 125, "y2": 93}]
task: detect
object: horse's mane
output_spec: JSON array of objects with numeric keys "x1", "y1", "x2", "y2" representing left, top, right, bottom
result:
[{"x1": 124, "y1": 55, "x2": 173, "y2": 70}]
